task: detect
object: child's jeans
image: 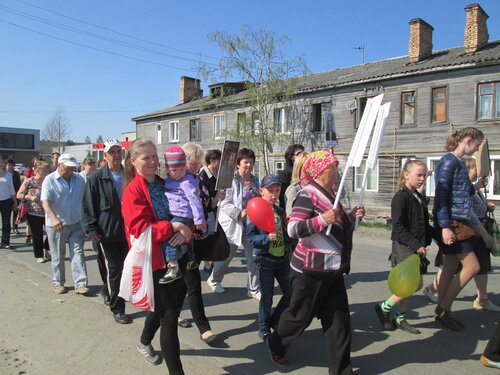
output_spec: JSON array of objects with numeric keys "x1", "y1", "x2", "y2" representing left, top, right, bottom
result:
[
  {"x1": 257, "y1": 255, "x2": 292, "y2": 335},
  {"x1": 162, "y1": 217, "x2": 195, "y2": 264}
]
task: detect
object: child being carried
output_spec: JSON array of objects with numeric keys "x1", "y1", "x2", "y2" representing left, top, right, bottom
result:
[{"x1": 160, "y1": 146, "x2": 206, "y2": 284}]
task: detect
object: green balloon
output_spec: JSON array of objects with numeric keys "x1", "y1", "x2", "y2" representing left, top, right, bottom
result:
[{"x1": 388, "y1": 254, "x2": 420, "y2": 298}]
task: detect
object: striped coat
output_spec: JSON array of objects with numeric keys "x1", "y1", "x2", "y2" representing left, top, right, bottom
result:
[{"x1": 287, "y1": 181, "x2": 355, "y2": 276}]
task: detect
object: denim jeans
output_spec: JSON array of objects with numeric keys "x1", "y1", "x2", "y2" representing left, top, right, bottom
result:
[
  {"x1": 162, "y1": 217, "x2": 193, "y2": 263},
  {"x1": 257, "y1": 255, "x2": 292, "y2": 335},
  {"x1": 47, "y1": 223, "x2": 87, "y2": 288}
]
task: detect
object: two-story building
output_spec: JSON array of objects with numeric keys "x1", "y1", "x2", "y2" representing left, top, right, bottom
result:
[{"x1": 133, "y1": 3, "x2": 500, "y2": 214}]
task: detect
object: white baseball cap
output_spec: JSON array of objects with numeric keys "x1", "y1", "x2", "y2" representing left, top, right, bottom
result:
[
  {"x1": 104, "y1": 139, "x2": 122, "y2": 153},
  {"x1": 58, "y1": 154, "x2": 78, "y2": 167}
]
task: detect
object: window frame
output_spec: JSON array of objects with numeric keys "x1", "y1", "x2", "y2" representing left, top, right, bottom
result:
[
  {"x1": 274, "y1": 108, "x2": 288, "y2": 134},
  {"x1": 310, "y1": 103, "x2": 322, "y2": 132},
  {"x1": 156, "y1": 123, "x2": 162, "y2": 144},
  {"x1": 168, "y1": 121, "x2": 179, "y2": 143},
  {"x1": 353, "y1": 159, "x2": 379, "y2": 192},
  {"x1": 213, "y1": 115, "x2": 225, "y2": 139},
  {"x1": 401, "y1": 91, "x2": 416, "y2": 126},
  {"x1": 189, "y1": 119, "x2": 202, "y2": 141},
  {"x1": 425, "y1": 156, "x2": 441, "y2": 197},
  {"x1": 477, "y1": 82, "x2": 500, "y2": 120},
  {"x1": 274, "y1": 160, "x2": 285, "y2": 173},
  {"x1": 431, "y1": 86, "x2": 448, "y2": 123},
  {"x1": 487, "y1": 155, "x2": 500, "y2": 200}
]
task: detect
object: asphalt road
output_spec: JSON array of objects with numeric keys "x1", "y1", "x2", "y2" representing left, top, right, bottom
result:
[{"x1": 1, "y1": 225, "x2": 498, "y2": 375}]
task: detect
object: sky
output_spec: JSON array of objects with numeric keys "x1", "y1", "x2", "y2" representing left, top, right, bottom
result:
[{"x1": 1, "y1": 0, "x2": 500, "y2": 143}]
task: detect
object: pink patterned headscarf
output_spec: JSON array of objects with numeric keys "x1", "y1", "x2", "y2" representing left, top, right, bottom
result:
[{"x1": 300, "y1": 150, "x2": 338, "y2": 186}]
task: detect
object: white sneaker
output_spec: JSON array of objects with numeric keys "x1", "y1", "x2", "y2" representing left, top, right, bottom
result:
[
  {"x1": 207, "y1": 278, "x2": 225, "y2": 294},
  {"x1": 247, "y1": 290, "x2": 261, "y2": 301},
  {"x1": 422, "y1": 285, "x2": 438, "y2": 303},
  {"x1": 473, "y1": 298, "x2": 500, "y2": 312}
]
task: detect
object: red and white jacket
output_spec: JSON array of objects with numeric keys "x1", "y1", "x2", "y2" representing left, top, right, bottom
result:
[{"x1": 121, "y1": 173, "x2": 173, "y2": 272}]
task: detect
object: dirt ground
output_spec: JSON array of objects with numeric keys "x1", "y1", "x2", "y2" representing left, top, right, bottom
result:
[{"x1": 0, "y1": 253, "x2": 227, "y2": 375}]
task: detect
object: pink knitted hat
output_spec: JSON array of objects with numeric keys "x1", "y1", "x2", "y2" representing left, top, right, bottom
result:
[{"x1": 164, "y1": 146, "x2": 186, "y2": 168}]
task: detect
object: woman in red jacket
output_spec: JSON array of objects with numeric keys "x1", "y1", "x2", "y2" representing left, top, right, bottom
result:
[{"x1": 122, "y1": 138, "x2": 192, "y2": 375}]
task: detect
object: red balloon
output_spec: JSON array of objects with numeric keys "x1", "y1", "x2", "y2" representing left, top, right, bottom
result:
[{"x1": 246, "y1": 197, "x2": 275, "y2": 233}]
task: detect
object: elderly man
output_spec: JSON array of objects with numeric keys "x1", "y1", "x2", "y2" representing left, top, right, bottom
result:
[
  {"x1": 41, "y1": 154, "x2": 89, "y2": 295},
  {"x1": 82, "y1": 139, "x2": 130, "y2": 324}
]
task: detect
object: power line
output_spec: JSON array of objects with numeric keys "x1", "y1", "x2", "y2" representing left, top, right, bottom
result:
[
  {"x1": 0, "y1": 3, "x2": 218, "y2": 66},
  {"x1": 0, "y1": 19, "x2": 198, "y2": 72},
  {"x1": 13, "y1": 0, "x2": 220, "y2": 61}
]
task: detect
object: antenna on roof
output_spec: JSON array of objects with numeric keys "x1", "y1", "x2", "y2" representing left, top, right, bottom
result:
[{"x1": 353, "y1": 42, "x2": 365, "y2": 64}]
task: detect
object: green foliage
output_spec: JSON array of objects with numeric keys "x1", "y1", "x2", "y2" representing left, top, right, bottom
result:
[
  {"x1": 200, "y1": 25, "x2": 308, "y2": 173},
  {"x1": 84, "y1": 135, "x2": 92, "y2": 144},
  {"x1": 96, "y1": 135, "x2": 103, "y2": 143}
]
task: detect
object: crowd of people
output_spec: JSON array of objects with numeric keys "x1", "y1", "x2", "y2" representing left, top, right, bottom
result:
[{"x1": 0, "y1": 128, "x2": 499, "y2": 374}]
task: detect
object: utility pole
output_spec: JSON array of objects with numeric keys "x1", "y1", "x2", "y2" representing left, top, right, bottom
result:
[{"x1": 353, "y1": 42, "x2": 365, "y2": 64}]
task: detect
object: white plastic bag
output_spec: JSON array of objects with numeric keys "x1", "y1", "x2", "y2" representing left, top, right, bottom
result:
[{"x1": 119, "y1": 226, "x2": 155, "y2": 311}]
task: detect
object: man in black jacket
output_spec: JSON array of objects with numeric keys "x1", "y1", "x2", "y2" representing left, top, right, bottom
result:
[{"x1": 82, "y1": 139, "x2": 130, "y2": 324}]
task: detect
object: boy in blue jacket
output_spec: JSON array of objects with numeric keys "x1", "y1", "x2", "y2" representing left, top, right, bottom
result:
[{"x1": 247, "y1": 175, "x2": 292, "y2": 340}]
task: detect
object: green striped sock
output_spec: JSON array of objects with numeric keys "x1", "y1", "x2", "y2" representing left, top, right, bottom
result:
[
  {"x1": 395, "y1": 310, "x2": 406, "y2": 324},
  {"x1": 381, "y1": 299, "x2": 395, "y2": 313}
]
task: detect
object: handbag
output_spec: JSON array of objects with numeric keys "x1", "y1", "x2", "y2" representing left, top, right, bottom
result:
[
  {"x1": 484, "y1": 212, "x2": 500, "y2": 256},
  {"x1": 15, "y1": 201, "x2": 28, "y2": 224},
  {"x1": 450, "y1": 219, "x2": 475, "y2": 241},
  {"x1": 119, "y1": 226, "x2": 155, "y2": 311},
  {"x1": 194, "y1": 223, "x2": 230, "y2": 262}
]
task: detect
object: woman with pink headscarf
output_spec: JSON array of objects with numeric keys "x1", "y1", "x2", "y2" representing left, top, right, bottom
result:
[{"x1": 266, "y1": 150, "x2": 365, "y2": 374}]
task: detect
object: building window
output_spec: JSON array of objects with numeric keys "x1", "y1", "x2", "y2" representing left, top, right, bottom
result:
[
  {"x1": 274, "y1": 161, "x2": 285, "y2": 173},
  {"x1": 354, "y1": 160, "x2": 378, "y2": 191},
  {"x1": 0, "y1": 132, "x2": 35, "y2": 150},
  {"x1": 310, "y1": 103, "x2": 322, "y2": 132},
  {"x1": 425, "y1": 157, "x2": 441, "y2": 197},
  {"x1": 432, "y1": 87, "x2": 447, "y2": 123},
  {"x1": 156, "y1": 123, "x2": 162, "y2": 144},
  {"x1": 478, "y1": 82, "x2": 500, "y2": 120},
  {"x1": 190, "y1": 119, "x2": 201, "y2": 141},
  {"x1": 169, "y1": 121, "x2": 179, "y2": 143},
  {"x1": 274, "y1": 108, "x2": 287, "y2": 134},
  {"x1": 237, "y1": 112, "x2": 247, "y2": 135},
  {"x1": 214, "y1": 115, "x2": 225, "y2": 139},
  {"x1": 252, "y1": 112, "x2": 261, "y2": 134},
  {"x1": 401, "y1": 91, "x2": 416, "y2": 125},
  {"x1": 353, "y1": 97, "x2": 368, "y2": 129},
  {"x1": 487, "y1": 156, "x2": 500, "y2": 199}
]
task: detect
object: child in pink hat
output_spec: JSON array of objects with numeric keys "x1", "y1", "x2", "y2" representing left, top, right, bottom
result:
[{"x1": 161, "y1": 146, "x2": 206, "y2": 283}]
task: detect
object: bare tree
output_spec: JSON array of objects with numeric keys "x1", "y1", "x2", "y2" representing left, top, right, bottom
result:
[
  {"x1": 43, "y1": 107, "x2": 71, "y2": 153},
  {"x1": 201, "y1": 26, "x2": 308, "y2": 173}
]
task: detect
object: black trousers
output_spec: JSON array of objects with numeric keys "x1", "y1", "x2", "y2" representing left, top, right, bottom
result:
[
  {"x1": 26, "y1": 214, "x2": 46, "y2": 258},
  {"x1": 0, "y1": 199, "x2": 12, "y2": 245},
  {"x1": 484, "y1": 323, "x2": 500, "y2": 361},
  {"x1": 178, "y1": 267, "x2": 211, "y2": 334},
  {"x1": 93, "y1": 240, "x2": 109, "y2": 297},
  {"x1": 11, "y1": 198, "x2": 18, "y2": 230},
  {"x1": 100, "y1": 241, "x2": 128, "y2": 314},
  {"x1": 140, "y1": 256, "x2": 187, "y2": 375},
  {"x1": 267, "y1": 270, "x2": 352, "y2": 375}
]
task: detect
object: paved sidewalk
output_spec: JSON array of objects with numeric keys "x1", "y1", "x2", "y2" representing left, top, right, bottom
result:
[{"x1": 1, "y1": 225, "x2": 499, "y2": 374}]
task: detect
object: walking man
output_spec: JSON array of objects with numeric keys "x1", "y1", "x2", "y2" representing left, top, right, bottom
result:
[
  {"x1": 82, "y1": 139, "x2": 130, "y2": 324},
  {"x1": 41, "y1": 154, "x2": 89, "y2": 295}
]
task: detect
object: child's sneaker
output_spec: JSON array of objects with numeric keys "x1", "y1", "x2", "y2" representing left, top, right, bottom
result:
[
  {"x1": 159, "y1": 266, "x2": 183, "y2": 284},
  {"x1": 186, "y1": 260, "x2": 199, "y2": 270}
]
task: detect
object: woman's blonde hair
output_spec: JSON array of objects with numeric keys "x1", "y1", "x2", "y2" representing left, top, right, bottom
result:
[
  {"x1": 398, "y1": 159, "x2": 427, "y2": 190},
  {"x1": 445, "y1": 127, "x2": 484, "y2": 152},
  {"x1": 123, "y1": 138, "x2": 156, "y2": 188},
  {"x1": 182, "y1": 142, "x2": 204, "y2": 162},
  {"x1": 290, "y1": 152, "x2": 309, "y2": 184},
  {"x1": 34, "y1": 160, "x2": 50, "y2": 173}
]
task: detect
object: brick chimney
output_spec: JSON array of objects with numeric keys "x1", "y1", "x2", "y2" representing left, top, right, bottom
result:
[
  {"x1": 409, "y1": 18, "x2": 434, "y2": 63},
  {"x1": 464, "y1": 3, "x2": 489, "y2": 53},
  {"x1": 179, "y1": 76, "x2": 202, "y2": 104}
]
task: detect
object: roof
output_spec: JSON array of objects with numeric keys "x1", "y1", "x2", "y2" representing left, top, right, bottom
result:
[{"x1": 133, "y1": 41, "x2": 500, "y2": 121}]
